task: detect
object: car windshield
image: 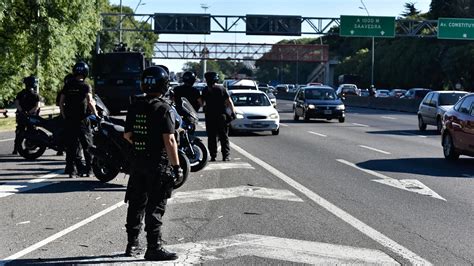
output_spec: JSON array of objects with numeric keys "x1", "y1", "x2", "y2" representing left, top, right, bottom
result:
[
  {"x1": 439, "y1": 93, "x2": 467, "y2": 106},
  {"x1": 228, "y1": 85, "x2": 257, "y2": 90},
  {"x1": 231, "y1": 93, "x2": 271, "y2": 106},
  {"x1": 305, "y1": 89, "x2": 337, "y2": 100}
]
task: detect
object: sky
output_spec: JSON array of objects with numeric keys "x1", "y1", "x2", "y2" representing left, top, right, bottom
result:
[{"x1": 110, "y1": 0, "x2": 432, "y2": 73}]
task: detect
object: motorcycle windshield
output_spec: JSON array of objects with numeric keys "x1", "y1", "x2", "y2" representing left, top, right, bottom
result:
[
  {"x1": 94, "y1": 95, "x2": 110, "y2": 117},
  {"x1": 180, "y1": 97, "x2": 198, "y2": 123}
]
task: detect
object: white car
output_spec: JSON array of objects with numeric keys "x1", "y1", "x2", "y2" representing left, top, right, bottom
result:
[{"x1": 229, "y1": 90, "x2": 280, "y2": 135}]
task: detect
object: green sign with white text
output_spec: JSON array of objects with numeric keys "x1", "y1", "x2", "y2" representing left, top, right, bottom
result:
[
  {"x1": 438, "y1": 18, "x2": 474, "y2": 40},
  {"x1": 340, "y1": 15, "x2": 395, "y2": 38}
]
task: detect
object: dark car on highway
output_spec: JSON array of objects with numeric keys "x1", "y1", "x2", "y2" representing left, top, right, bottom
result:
[
  {"x1": 441, "y1": 93, "x2": 474, "y2": 160},
  {"x1": 402, "y1": 88, "x2": 431, "y2": 99},
  {"x1": 293, "y1": 86, "x2": 345, "y2": 122},
  {"x1": 418, "y1": 91, "x2": 468, "y2": 133}
]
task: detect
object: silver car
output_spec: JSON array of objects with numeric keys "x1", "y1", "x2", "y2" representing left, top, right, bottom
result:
[{"x1": 418, "y1": 91, "x2": 468, "y2": 133}]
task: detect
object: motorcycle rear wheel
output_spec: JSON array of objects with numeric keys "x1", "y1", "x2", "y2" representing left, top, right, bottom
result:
[
  {"x1": 188, "y1": 139, "x2": 209, "y2": 172},
  {"x1": 174, "y1": 151, "x2": 190, "y2": 189},
  {"x1": 92, "y1": 156, "x2": 120, "y2": 183},
  {"x1": 16, "y1": 130, "x2": 47, "y2": 160}
]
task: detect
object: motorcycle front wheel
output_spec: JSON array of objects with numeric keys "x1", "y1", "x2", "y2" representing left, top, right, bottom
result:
[
  {"x1": 92, "y1": 155, "x2": 120, "y2": 183},
  {"x1": 187, "y1": 138, "x2": 209, "y2": 172},
  {"x1": 16, "y1": 129, "x2": 47, "y2": 160},
  {"x1": 174, "y1": 151, "x2": 190, "y2": 189}
]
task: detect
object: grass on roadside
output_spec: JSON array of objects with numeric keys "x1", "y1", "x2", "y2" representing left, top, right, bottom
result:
[{"x1": 0, "y1": 117, "x2": 16, "y2": 132}]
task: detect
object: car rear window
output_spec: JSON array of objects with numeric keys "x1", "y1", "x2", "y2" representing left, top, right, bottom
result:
[
  {"x1": 231, "y1": 93, "x2": 271, "y2": 106},
  {"x1": 438, "y1": 93, "x2": 467, "y2": 106}
]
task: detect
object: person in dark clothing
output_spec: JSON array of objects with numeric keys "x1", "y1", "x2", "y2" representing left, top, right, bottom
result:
[
  {"x1": 59, "y1": 62, "x2": 98, "y2": 178},
  {"x1": 123, "y1": 66, "x2": 182, "y2": 261},
  {"x1": 12, "y1": 75, "x2": 41, "y2": 155},
  {"x1": 172, "y1": 71, "x2": 201, "y2": 113},
  {"x1": 54, "y1": 73, "x2": 75, "y2": 157},
  {"x1": 201, "y1": 72, "x2": 236, "y2": 162}
]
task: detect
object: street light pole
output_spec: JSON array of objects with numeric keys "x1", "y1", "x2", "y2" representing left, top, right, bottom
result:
[
  {"x1": 360, "y1": 0, "x2": 374, "y2": 87},
  {"x1": 201, "y1": 4, "x2": 209, "y2": 80}
]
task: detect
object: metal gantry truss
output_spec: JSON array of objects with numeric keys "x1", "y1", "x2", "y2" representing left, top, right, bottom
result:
[{"x1": 101, "y1": 13, "x2": 440, "y2": 37}]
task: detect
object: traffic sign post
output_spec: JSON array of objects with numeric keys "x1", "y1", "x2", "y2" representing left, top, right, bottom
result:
[
  {"x1": 438, "y1": 18, "x2": 474, "y2": 40},
  {"x1": 340, "y1": 15, "x2": 395, "y2": 38}
]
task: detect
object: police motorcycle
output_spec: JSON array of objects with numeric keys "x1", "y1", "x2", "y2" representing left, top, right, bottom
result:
[
  {"x1": 90, "y1": 95, "x2": 190, "y2": 188},
  {"x1": 14, "y1": 112, "x2": 65, "y2": 160},
  {"x1": 173, "y1": 97, "x2": 209, "y2": 172}
]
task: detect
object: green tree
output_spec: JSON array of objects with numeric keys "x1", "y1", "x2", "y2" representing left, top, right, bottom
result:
[{"x1": 401, "y1": 2, "x2": 421, "y2": 18}]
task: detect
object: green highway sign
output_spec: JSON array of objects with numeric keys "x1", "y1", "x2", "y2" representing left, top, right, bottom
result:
[
  {"x1": 438, "y1": 18, "x2": 474, "y2": 40},
  {"x1": 340, "y1": 15, "x2": 395, "y2": 38}
]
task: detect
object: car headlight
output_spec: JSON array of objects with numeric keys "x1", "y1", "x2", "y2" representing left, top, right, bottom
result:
[
  {"x1": 335, "y1": 104, "x2": 345, "y2": 110},
  {"x1": 307, "y1": 104, "x2": 316, "y2": 109},
  {"x1": 269, "y1": 113, "x2": 279, "y2": 119},
  {"x1": 236, "y1": 113, "x2": 244, "y2": 119}
]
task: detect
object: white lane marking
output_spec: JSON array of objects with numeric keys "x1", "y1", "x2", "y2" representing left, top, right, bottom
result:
[
  {"x1": 77, "y1": 234, "x2": 398, "y2": 265},
  {"x1": 352, "y1": 123, "x2": 369, "y2": 127},
  {"x1": 170, "y1": 186, "x2": 303, "y2": 204},
  {"x1": 0, "y1": 170, "x2": 62, "y2": 198},
  {"x1": 0, "y1": 138, "x2": 14, "y2": 142},
  {"x1": 336, "y1": 159, "x2": 446, "y2": 201},
  {"x1": 279, "y1": 123, "x2": 289, "y2": 127},
  {"x1": 1, "y1": 201, "x2": 126, "y2": 264},
  {"x1": 231, "y1": 143, "x2": 431, "y2": 265},
  {"x1": 308, "y1": 131, "x2": 327, "y2": 137},
  {"x1": 203, "y1": 162, "x2": 254, "y2": 170},
  {"x1": 381, "y1": 116, "x2": 397, "y2": 120},
  {"x1": 400, "y1": 132, "x2": 428, "y2": 138},
  {"x1": 359, "y1": 145, "x2": 391, "y2": 155}
]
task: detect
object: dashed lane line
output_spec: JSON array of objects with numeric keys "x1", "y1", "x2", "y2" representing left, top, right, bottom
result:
[
  {"x1": 359, "y1": 145, "x2": 391, "y2": 155},
  {"x1": 0, "y1": 170, "x2": 62, "y2": 198},
  {"x1": 352, "y1": 123, "x2": 370, "y2": 127},
  {"x1": 381, "y1": 116, "x2": 397, "y2": 120},
  {"x1": 0, "y1": 138, "x2": 14, "y2": 142},
  {"x1": 308, "y1": 131, "x2": 327, "y2": 137}
]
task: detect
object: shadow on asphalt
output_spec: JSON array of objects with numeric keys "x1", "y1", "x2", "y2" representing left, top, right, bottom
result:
[
  {"x1": 0, "y1": 156, "x2": 61, "y2": 163},
  {"x1": 279, "y1": 119, "x2": 336, "y2": 124},
  {"x1": 357, "y1": 157, "x2": 473, "y2": 178},
  {"x1": 6, "y1": 254, "x2": 143, "y2": 265},
  {"x1": 23, "y1": 180, "x2": 126, "y2": 194},
  {"x1": 366, "y1": 129, "x2": 439, "y2": 136}
]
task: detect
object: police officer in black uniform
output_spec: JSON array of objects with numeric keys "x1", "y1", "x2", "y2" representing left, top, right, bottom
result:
[
  {"x1": 12, "y1": 76, "x2": 41, "y2": 154},
  {"x1": 123, "y1": 66, "x2": 182, "y2": 261},
  {"x1": 201, "y1": 72, "x2": 237, "y2": 161},
  {"x1": 172, "y1": 71, "x2": 201, "y2": 113},
  {"x1": 59, "y1": 62, "x2": 98, "y2": 178}
]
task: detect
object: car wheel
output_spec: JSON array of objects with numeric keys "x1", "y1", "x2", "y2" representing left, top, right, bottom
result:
[
  {"x1": 271, "y1": 128, "x2": 280, "y2": 135},
  {"x1": 442, "y1": 133, "x2": 459, "y2": 160},
  {"x1": 326, "y1": 118, "x2": 332, "y2": 121},
  {"x1": 418, "y1": 115, "x2": 427, "y2": 131},
  {"x1": 293, "y1": 112, "x2": 299, "y2": 121},
  {"x1": 436, "y1": 117, "x2": 443, "y2": 133},
  {"x1": 338, "y1": 117, "x2": 345, "y2": 123}
]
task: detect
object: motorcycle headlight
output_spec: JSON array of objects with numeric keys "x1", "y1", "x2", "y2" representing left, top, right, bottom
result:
[
  {"x1": 236, "y1": 113, "x2": 244, "y2": 119},
  {"x1": 307, "y1": 104, "x2": 316, "y2": 109},
  {"x1": 335, "y1": 104, "x2": 345, "y2": 110},
  {"x1": 269, "y1": 113, "x2": 279, "y2": 119}
]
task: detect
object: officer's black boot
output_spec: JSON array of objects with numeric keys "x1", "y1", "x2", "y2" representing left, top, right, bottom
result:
[
  {"x1": 125, "y1": 235, "x2": 143, "y2": 257},
  {"x1": 144, "y1": 235, "x2": 177, "y2": 261}
]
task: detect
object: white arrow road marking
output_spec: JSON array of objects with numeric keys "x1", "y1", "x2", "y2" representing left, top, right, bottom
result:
[
  {"x1": 308, "y1": 131, "x2": 327, "y2": 137},
  {"x1": 359, "y1": 145, "x2": 391, "y2": 155},
  {"x1": 352, "y1": 122, "x2": 369, "y2": 127},
  {"x1": 0, "y1": 138, "x2": 14, "y2": 142},
  {"x1": 231, "y1": 143, "x2": 431, "y2": 265},
  {"x1": 0, "y1": 170, "x2": 62, "y2": 198},
  {"x1": 336, "y1": 159, "x2": 446, "y2": 201},
  {"x1": 169, "y1": 186, "x2": 303, "y2": 204},
  {"x1": 203, "y1": 162, "x2": 254, "y2": 170},
  {"x1": 71, "y1": 234, "x2": 399, "y2": 265}
]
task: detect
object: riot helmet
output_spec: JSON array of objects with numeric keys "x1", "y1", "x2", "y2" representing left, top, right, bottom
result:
[
  {"x1": 157, "y1": 64, "x2": 170, "y2": 75},
  {"x1": 182, "y1": 71, "x2": 196, "y2": 86},
  {"x1": 23, "y1": 75, "x2": 38, "y2": 91},
  {"x1": 72, "y1": 61, "x2": 89, "y2": 78},
  {"x1": 204, "y1": 72, "x2": 219, "y2": 84},
  {"x1": 141, "y1": 66, "x2": 169, "y2": 94}
]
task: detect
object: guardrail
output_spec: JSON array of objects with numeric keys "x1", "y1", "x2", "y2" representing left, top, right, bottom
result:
[
  {"x1": 275, "y1": 93, "x2": 421, "y2": 113},
  {"x1": 0, "y1": 106, "x2": 60, "y2": 118}
]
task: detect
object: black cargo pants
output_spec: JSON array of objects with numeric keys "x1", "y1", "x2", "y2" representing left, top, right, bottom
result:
[
  {"x1": 64, "y1": 118, "x2": 93, "y2": 174},
  {"x1": 205, "y1": 114, "x2": 230, "y2": 159}
]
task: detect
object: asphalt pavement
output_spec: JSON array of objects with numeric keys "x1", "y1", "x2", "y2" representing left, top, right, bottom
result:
[{"x1": 0, "y1": 100, "x2": 472, "y2": 265}]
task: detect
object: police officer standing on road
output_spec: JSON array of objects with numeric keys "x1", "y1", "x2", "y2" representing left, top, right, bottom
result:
[
  {"x1": 123, "y1": 66, "x2": 182, "y2": 261},
  {"x1": 12, "y1": 75, "x2": 41, "y2": 155},
  {"x1": 201, "y1": 72, "x2": 237, "y2": 162},
  {"x1": 59, "y1": 62, "x2": 98, "y2": 178},
  {"x1": 172, "y1": 71, "x2": 202, "y2": 113}
]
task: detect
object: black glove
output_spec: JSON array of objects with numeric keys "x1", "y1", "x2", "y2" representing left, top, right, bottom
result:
[{"x1": 171, "y1": 165, "x2": 183, "y2": 186}]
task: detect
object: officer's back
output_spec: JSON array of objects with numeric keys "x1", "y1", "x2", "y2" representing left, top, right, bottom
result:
[{"x1": 62, "y1": 78, "x2": 90, "y2": 121}]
